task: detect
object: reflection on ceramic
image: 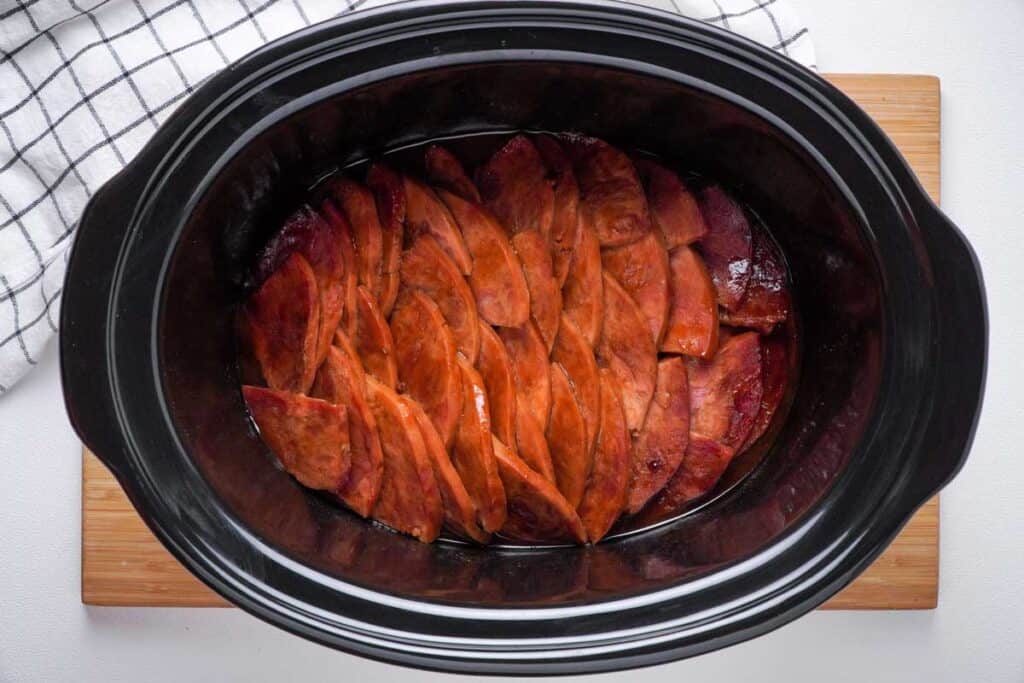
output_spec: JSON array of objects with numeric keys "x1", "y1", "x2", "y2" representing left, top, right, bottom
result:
[{"x1": 60, "y1": 0, "x2": 985, "y2": 675}]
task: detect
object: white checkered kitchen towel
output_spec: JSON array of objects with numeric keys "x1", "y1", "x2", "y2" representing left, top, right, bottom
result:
[{"x1": 0, "y1": 0, "x2": 813, "y2": 395}]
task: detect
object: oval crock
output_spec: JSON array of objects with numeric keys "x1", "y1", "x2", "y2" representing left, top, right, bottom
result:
[{"x1": 60, "y1": 0, "x2": 986, "y2": 675}]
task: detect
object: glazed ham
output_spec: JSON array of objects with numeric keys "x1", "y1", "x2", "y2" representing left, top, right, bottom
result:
[
  {"x1": 390, "y1": 290, "x2": 462, "y2": 448},
  {"x1": 239, "y1": 135, "x2": 792, "y2": 545},
  {"x1": 578, "y1": 370, "x2": 631, "y2": 541},
  {"x1": 561, "y1": 134, "x2": 650, "y2": 247},
  {"x1": 244, "y1": 252, "x2": 320, "y2": 393},
  {"x1": 310, "y1": 346, "x2": 384, "y2": 517},
  {"x1": 696, "y1": 185, "x2": 753, "y2": 311},
  {"x1": 243, "y1": 386, "x2": 350, "y2": 492},
  {"x1": 476, "y1": 134, "x2": 554, "y2": 237}
]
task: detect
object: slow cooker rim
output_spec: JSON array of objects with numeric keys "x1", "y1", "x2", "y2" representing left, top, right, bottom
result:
[{"x1": 60, "y1": 0, "x2": 986, "y2": 674}]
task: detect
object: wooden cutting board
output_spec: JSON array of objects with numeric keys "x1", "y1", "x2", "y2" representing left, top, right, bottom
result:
[{"x1": 81, "y1": 74, "x2": 941, "y2": 609}]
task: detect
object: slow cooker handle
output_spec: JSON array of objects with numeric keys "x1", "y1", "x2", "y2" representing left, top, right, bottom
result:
[
  {"x1": 60, "y1": 169, "x2": 140, "y2": 479},
  {"x1": 903, "y1": 199, "x2": 987, "y2": 507}
]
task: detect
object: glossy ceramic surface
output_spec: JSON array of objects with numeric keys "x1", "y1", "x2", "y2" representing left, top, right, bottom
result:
[{"x1": 61, "y1": 1, "x2": 986, "y2": 674}]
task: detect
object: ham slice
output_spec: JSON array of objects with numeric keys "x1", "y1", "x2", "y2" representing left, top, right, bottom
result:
[
  {"x1": 327, "y1": 178, "x2": 384, "y2": 300},
  {"x1": 331, "y1": 329, "x2": 365, "y2": 385},
  {"x1": 403, "y1": 175, "x2": 473, "y2": 275},
  {"x1": 352, "y1": 285, "x2": 398, "y2": 388},
  {"x1": 634, "y1": 158, "x2": 707, "y2": 248},
  {"x1": 551, "y1": 314, "x2": 601, "y2": 455},
  {"x1": 400, "y1": 234, "x2": 482, "y2": 363},
  {"x1": 424, "y1": 144, "x2": 481, "y2": 202},
  {"x1": 310, "y1": 347, "x2": 384, "y2": 517},
  {"x1": 533, "y1": 134, "x2": 580, "y2": 285},
  {"x1": 476, "y1": 134, "x2": 554, "y2": 237},
  {"x1": 492, "y1": 437, "x2": 587, "y2": 544},
  {"x1": 578, "y1": 370, "x2": 631, "y2": 542},
  {"x1": 365, "y1": 163, "x2": 405, "y2": 316},
  {"x1": 626, "y1": 357, "x2": 690, "y2": 514},
  {"x1": 243, "y1": 386, "x2": 350, "y2": 492},
  {"x1": 720, "y1": 220, "x2": 790, "y2": 333},
  {"x1": 601, "y1": 229, "x2": 670, "y2": 345},
  {"x1": 476, "y1": 322, "x2": 517, "y2": 448},
  {"x1": 661, "y1": 246, "x2": 719, "y2": 358},
  {"x1": 404, "y1": 396, "x2": 490, "y2": 543},
  {"x1": 514, "y1": 398, "x2": 557, "y2": 482},
  {"x1": 649, "y1": 332, "x2": 764, "y2": 512},
  {"x1": 436, "y1": 188, "x2": 530, "y2": 328},
  {"x1": 390, "y1": 290, "x2": 462, "y2": 448},
  {"x1": 560, "y1": 134, "x2": 650, "y2": 247},
  {"x1": 452, "y1": 358, "x2": 508, "y2": 533},
  {"x1": 499, "y1": 320, "x2": 552, "y2": 430},
  {"x1": 512, "y1": 229, "x2": 562, "y2": 351},
  {"x1": 365, "y1": 377, "x2": 444, "y2": 542},
  {"x1": 255, "y1": 205, "x2": 350, "y2": 369},
  {"x1": 697, "y1": 185, "x2": 753, "y2": 311},
  {"x1": 546, "y1": 362, "x2": 592, "y2": 508},
  {"x1": 317, "y1": 200, "x2": 359, "y2": 339},
  {"x1": 740, "y1": 330, "x2": 790, "y2": 451},
  {"x1": 595, "y1": 273, "x2": 658, "y2": 433},
  {"x1": 687, "y1": 331, "x2": 763, "y2": 450},
  {"x1": 561, "y1": 215, "x2": 604, "y2": 346},
  {"x1": 245, "y1": 252, "x2": 320, "y2": 393}
]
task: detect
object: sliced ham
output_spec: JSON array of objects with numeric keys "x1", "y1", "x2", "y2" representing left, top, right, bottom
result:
[
  {"x1": 560, "y1": 134, "x2": 650, "y2": 247},
  {"x1": 626, "y1": 357, "x2": 690, "y2": 514},
  {"x1": 452, "y1": 358, "x2": 508, "y2": 533},
  {"x1": 244, "y1": 252, "x2": 320, "y2": 393},
  {"x1": 255, "y1": 205, "x2": 349, "y2": 368},
  {"x1": 390, "y1": 290, "x2": 462, "y2": 448},
  {"x1": 352, "y1": 285, "x2": 398, "y2": 388},
  {"x1": 634, "y1": 158, "x2": 707, "y2": 248},
  {"x1": 424, "y1": 144, "x2": 481, "y2": 202},
  {"x1": 697, "y1": 185, "x2": 753, "y2": 311},
  {"x1": 514, "y1": 397, "x2": 557, "y2": 483},
  {"x1": 403, "y1": 175, "x2": 473, "y2": 275},
  {"x1": 400, "y1": 234, "x2": 481, "y2": 363},
  {"x1": 512, "y1": 229, "x2": 562, "y2": 351},
  {"x1": 661, "y1": 246, "x2": 719, "y2": 358},
  {"x1": 561, "y1": 215, "x2": 604, "y2": 346},
  {"x1": 476, "y1": 134, "x2": 554, "y2": 237},
  {"x1": 595, "y1": 272, "x2": 658, "y2": 433},
  {"x1": 436, "y1": 188, "x2": 530, "y2": 328},
  {"x1": 720, "y1": 220, "x2": 790, "y2": 333},
  {"x1": 546, "y1": 362, "x2": 592, "y2": 508},
  {"x1": 533, "y1": 134, "x2": 580, "y2": 285},
  {"x1": 311, "y1": 346, "x2": 385, "y2": 517},
  {"x1": 317, "y1": 200, "x2": 359, "y2": 339},
  {"x1": 365, "y1": 377, "x2": 444, "y2": 543},
  {"x1": 578, "y1": 370, "x2": 631, "y2": 542},
  {"x1": 551, "y1": 314, "x2": 601, "y2": 455},
  {"x1": 365, "y1": 163, "x2": 405, "y2": 316},
  {"x1": 326, "y1": 178, "x2": 384, "y2": 300},
  {"x1": 491, "y1": 436, "x2": 587, "y2": 545},
  {"x1": 739, "y1": 329, "x2": 790, "y2": 451},
  {"x1": 687, "y1": 331, "x2": 763, "y2": 450},
  {"x1": 243, "y1": 385, "x2": 350, "y2": 492},
  {"x1": 601, "y1": 229, "x2": 670, "y2": 345},
  {"x1": 648, "y1": 332, "x2": 765, "y2": 513},
  {"x1": 476, "y1": 322, "x2": 517, "y2": 448},
  {"x1": 404, "y1": 395, "x2": 490, "y2": 543},
  {"x1": 499, "y1": 320, "x2": 552, "y2": 430}
]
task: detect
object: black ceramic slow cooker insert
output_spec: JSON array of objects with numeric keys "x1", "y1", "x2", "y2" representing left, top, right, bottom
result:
[{"x1": 60, "y1": 1, "x2": 986, "y2": 675}]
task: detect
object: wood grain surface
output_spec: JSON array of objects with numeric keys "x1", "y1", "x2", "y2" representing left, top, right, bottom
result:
[{"x1": 81, "y1": 73, "x2": 941, "y2": 609}]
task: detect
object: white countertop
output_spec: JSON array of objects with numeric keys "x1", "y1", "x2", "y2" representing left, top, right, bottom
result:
[{"x1": 3, "y1": 1, "x2": 1023, "y2": 681}]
